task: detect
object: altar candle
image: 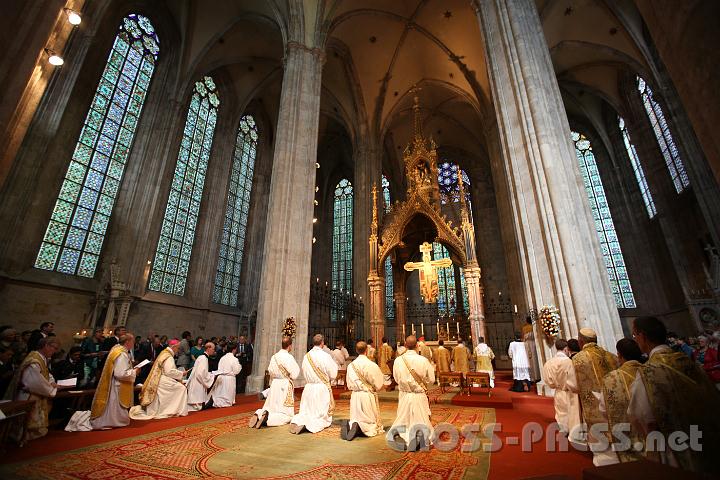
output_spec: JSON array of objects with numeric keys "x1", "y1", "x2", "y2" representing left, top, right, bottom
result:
[
  {"x1": 456, "y1": 322, "x2": 460, "y2": 335},
  {"x1": 412, "y1": 324, "x2": 416, "y2": 335},
  {"x1": 514, "y1": 304, "x2": 518, "y2": 313},
  {"x1": 437, "y1": 322, "x2": 440, "y2": 337},
  {"x1": 403, "y1": 324, "x2": 406, "y2": 338},
  {"x1": 421, "y1": 323, "x2": 424, "y2": 336},
  {"x1": 446, "y1": 322, "x2": 450, "y2": 334}
]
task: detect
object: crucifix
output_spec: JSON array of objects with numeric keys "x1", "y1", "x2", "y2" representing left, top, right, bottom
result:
[{"x1": 404, "y1": 242, "x2": 452, "y2": 303}]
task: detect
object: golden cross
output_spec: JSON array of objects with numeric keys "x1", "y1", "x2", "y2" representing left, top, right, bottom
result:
[{"x1": 404, "y1": 242, "x2": 452, "y2": 303}]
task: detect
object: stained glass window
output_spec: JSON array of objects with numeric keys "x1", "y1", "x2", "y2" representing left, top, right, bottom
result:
[
  {"x1": 573, "y1": 131, "x2": 636, "y2": 308},
  {"x1": 432, "y1": 243, "x2": 456, "y2": 315},
  {"x1": 438, "y1": 162, "x2": 471, "y2": 205},
  {"x1": 382, "y1": 174, "x2": 394, "y2": 319},
  {"x1": 212, "y1": 115, "x2": 258, "y2": 306},
  {"x1": 636, "y1": 76, "x2": 689, "y2": 193},
  {"x1": 35, "y1": 14, "x2": 159, "y2": 277},
  {"x1": 332, "y1": 179, "x2": 353, "y2": 295},
  {"x1": 459, "y1": 267, "x2": 470, "y2": 314},
  {"x1": 149, "y1": 76, "x2": 219, "y2": 296},
  {"x1": 618, "y1": 116, "x2": 656, "y2": 218},
  {"x1": 382, "y1": 174, "x2": 391, "y2": 213}
]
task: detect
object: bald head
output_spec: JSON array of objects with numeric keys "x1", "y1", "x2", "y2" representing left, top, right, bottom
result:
[
  {"x1": 356, "y1": 341, "x2": 367, "y2": 354},
  {"x1": 405, "y1": 335, "x2": 417, "y2": 350}
]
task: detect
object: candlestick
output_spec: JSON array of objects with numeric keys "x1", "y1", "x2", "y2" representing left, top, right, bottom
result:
[
  {"x1": 514, "y1": 304, "x2": 518, "y2": 313},
  {"x1": 456, "y1": 322, "x2": 460, "y2": 335},
  {"x1": 421, "y1": 323, "x2": 424, "y2": 336},
  {"x1": 446, "y1": 322, "x2": 449, "y2": 335},
  {"x1": 412, "y1": 324, "x2": 416, "y2": 336}
]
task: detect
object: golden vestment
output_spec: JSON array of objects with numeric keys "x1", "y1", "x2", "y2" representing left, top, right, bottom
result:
[
  {"x1": 602, "y1": 360, "x2": 642, "y2": 463},
  {"x1": 91, "y1": 344, "x2": 134, "y2": 419}
]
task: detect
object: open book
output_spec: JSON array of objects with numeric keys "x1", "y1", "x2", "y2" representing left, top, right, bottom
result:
[
  {"x1": 135, "y1": 358, "x2": 151, "y2": 369},
  {"x1": 57, "y1": 378, "x2": 77, "y2": 387}
]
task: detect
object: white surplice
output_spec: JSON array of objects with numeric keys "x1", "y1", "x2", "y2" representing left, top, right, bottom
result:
[
  {"x1": 210, "y1": 352, "x2": 241, "y2": 408},
  {"x1": 187, "y1": 354, "x2": 213, "y2": 411},
  {"x1": 390, "y1": 350, "x2": 435, "y2": 444},
  {"x1": 508, "y1": 341, "x2": 531, "y2": 381},
  {"x1": 543, "y1": 351, "x2": 581, "y2": 434},
  {"x1": 331, "y1": 348, "x2": 346, "y2": 369},
  {"x1": 91, "y1": 348, "x2": 136, "y2": 429},
  {"x1": 291, "y1": 346, "x2": 338, "y2": 433},
  {"x1": 256, "y1": 349, "x2": 300, "y2": 426},
  {"x1": 347, "y1": 354, "x2": 384, "y2": 436},
  {"x1": 129, "y1": 351, "x2": 188, "y2": 420}
]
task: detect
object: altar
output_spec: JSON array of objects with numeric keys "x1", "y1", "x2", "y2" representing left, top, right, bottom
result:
[{"x1": 366, "y1": 93, "x2": 487, "y2": 350}]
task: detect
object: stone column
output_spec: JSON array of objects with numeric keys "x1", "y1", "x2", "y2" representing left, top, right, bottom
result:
[
  {"x1": 353, "y1": 140, "x2": 381, "y2": 326},
  {"x1": 394, "y1": 290, "x2": 407, "y2": 343},
  {"x1": 475, "y1": 0, "x2": 624, "y2": 390},
  {"x1": 248, "y1": 42, "x2": 324, "y2": 391}
]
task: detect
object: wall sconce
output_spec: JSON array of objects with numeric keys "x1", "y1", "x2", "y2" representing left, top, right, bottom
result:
[
  {"x1": 64, "y1": 8, "x2": 82, "y2": 25},
  {"x1": 44, "y1": 49, "x2": 64, "y2": 66}
]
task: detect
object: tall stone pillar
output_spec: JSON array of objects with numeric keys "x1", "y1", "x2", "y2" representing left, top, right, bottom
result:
[
  {"x1": 353, "y1": 141, "x2": 381, "y2": 335},
  {"x1": 394, "y1": 290, "x2": 407, "y2": 344},
  {"x1": 475, "y1": 0, "x2": 624, "y2": 388},
  {"x1": 248, "y1": 42, "x2": 324, "y2": 391},
  {"x1": 464, "y1": 266, "x2": 485, "y2": 348}
]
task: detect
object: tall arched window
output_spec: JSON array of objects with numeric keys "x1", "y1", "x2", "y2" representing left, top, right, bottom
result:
[
  {"x1": 213, "y1": 115, "x2": 258, "y2": 306},
  {"x1": 618, "y1": 116, "x2": 656, "y2": 218},
  {"x1": 382, "y1": 174, "x2": 394, "y2": 320},
  {"x1": 637, "y1": 76, "x2": 689, "y2": 193},
  {"x1": 35, "y1": 14, "x2": 159, "y2": 277},
  {"x1": 149, "y1": 76, "x2": 219, "y2": 296},
  {"x1": 432, "y1": 243, "x2": 456, "y2": 315},
  {"x1": 573, "y1": 131, "x2": 636, "y2": 308},
  {"x1": 332, "y1": 179, "x2": 353, "y2": 295}
]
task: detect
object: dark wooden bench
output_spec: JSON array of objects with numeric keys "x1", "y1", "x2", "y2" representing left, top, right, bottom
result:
[
  {"x1": 437, "y1": 371, "x2": 463, "y2": 393},
  {"x1": 464, "y1": 372, "x2": 492, "y2": 396},
  {"x1": 0, "y1": 400, "x2": 34, "y2": 450}
]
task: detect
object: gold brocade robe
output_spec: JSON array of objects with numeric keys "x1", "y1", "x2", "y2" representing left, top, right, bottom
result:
[
  {"x1": 4, "y1": 351, "x2": 53, "y2": 437},
  {"x1": 91, "y1": 344, "x2": 134, "y2": 419},
  {"x1": 602, "y1": 360, "x2": 642, "y2": 463},
  {"x1": 636, "y1": 349, "x2": 720, "y2": 473},
  {"x1": 138, "y1": 347, "x2": 175, "y2": 407},
  {"x1": 377, "y1": 343, "x2": 394, "y2": 375},
  {"x1": 452, "y1": 345, "x2": 471, "y2": 374},
  {"x1": 434, "y1": 346, "x2": 451, "y2": 373},
  {"x1": 367, "y1": 345, "x2": 376, "y2": 363},
  {"x1": 572, "y1": 343, "x2": 618, "y2": 429},
  {"x1": 418, "y1": 342, "x2": 433, "y2": 363}
]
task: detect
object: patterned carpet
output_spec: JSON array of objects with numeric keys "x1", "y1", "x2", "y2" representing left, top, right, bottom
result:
[{"x1": 1, "y1": 400, "x2": 494, "y2": 480}]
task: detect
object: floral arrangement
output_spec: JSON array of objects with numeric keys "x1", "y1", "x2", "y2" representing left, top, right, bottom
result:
[
  {"x1": 282, "y1": 317, "x2": 296, "y2": 338},
  {"x1": 539, "y1": 305, "x2": 561, "y2": 338}
]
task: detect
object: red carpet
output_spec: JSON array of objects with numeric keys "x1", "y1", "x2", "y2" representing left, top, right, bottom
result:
[
  {"x1": 3, "y1": 375, "x2": 592, "y2": 479},
  {"x1": 488, "y1": 371, "x2": 592, "y2": 480}
]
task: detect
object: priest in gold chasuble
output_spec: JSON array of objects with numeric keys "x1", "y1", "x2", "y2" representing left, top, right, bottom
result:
[
  {"x1": 571, "y1": 328, "x2": 618, "y2": 466},
  {"x1": 90, "y1": 334, "x2": 138, "y2": 429},
  {"x1": 600, "y1": 338, "x2": 643, "y2": 464},
  {"x1": 629, "y1": 316, "x2": 720, "y2": 474}
]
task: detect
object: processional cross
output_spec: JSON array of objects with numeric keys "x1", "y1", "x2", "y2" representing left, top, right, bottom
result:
[{"x1": 404, "y1": 242, "x2": 452, "y2": 303}]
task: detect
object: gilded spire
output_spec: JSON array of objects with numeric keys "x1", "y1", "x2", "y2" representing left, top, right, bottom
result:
[
  {"x1": 411, "y1": 84, "x2": 423, "y2": 141},
  {"x1": 457, "y1": 164, "x2": 470, "y2": 225}
]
